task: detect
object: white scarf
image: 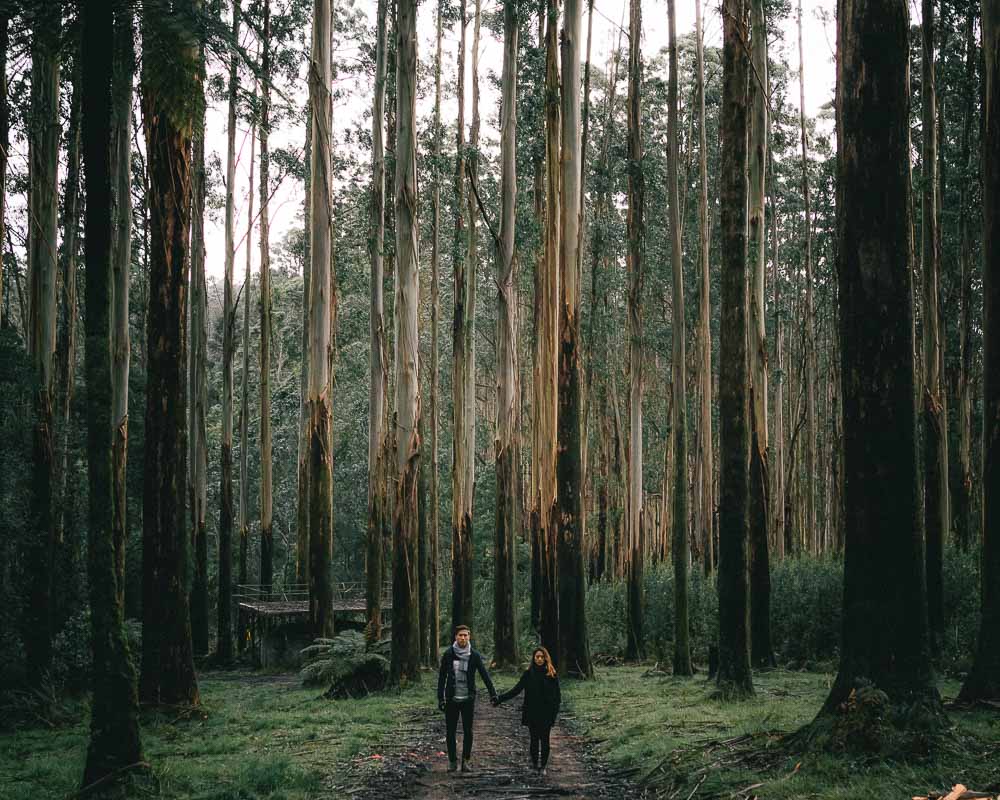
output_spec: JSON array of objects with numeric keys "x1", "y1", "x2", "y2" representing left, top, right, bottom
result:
[{"x1": 452, "y1": 640, "x2": 471, "y2": 657}]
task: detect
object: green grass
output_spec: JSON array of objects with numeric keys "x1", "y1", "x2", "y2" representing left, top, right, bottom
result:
[
  {"x1": 563, "y1": 666, "x2": 1000, "y2": 799},
  {"x1": 0, "y1": 670, "x2": 429, "y2": 799}
]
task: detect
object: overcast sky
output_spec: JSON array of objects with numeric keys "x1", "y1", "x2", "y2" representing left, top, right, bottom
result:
[{"x1": 202, "y1": 0, "x2": 838, "y2": 281}]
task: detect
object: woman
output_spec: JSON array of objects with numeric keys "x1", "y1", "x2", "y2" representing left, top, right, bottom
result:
[{"x1": 497, "y1": 646, "x2": 561, "y2": 775}]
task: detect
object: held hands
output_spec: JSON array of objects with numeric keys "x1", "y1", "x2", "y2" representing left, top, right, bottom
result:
[{"x1": 438, "y1": 699, "x2": 446, "y2": 712}]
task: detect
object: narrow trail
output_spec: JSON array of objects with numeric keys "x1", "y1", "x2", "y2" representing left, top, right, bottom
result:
[{"x1": 353, "y1": 697, "x2": 642, "y2": 800}]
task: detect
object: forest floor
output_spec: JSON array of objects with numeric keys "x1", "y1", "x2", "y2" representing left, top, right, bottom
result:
[{"x1": 2, "y1": 665, "x2": 1000, "y2": 799}]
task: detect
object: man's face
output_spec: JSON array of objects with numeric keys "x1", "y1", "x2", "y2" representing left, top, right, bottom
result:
[{"x1": 456, "y1": 629, "x2": 470, "y2": 647}]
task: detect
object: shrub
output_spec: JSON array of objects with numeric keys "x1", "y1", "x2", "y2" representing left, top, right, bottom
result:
[{"x1": 300, "y1": 630, "x2": 389, "y2": 698}]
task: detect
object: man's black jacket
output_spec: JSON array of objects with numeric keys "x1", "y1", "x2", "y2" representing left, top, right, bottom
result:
[{"x1": 437, "y1": 645, "x2": 497, "y2": 703}]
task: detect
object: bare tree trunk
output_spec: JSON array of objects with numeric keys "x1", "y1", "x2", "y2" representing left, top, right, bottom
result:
[
  {"x1": 56, "y1": 65, "x2": 82, "y2": 563},
  {"x1": 819, "y1": 0, "x2": 941, "y2": 724},
  {"x1": 367, "y1": 0, "x2": 389, "y2": 644},
  {"x1": 748, "y1": 0, "x2": 773, "y2": 670},
  {"x1": 25, "y1": 3, "x2": 61, "y2": 682},
  {"x1": 139, "y1": 0, "x2": 200, "y2": 706},
  {"x1": 81, "y1": 1, "x2": 144, "y2": 783},
  {"x1": 955, "y1": 7, "x2": 977, "y2": 553},
  {"x1": 297, "y1": 100, "x2": 312, "y2": 585},
  {"x1": 494, "y1": 0, "x2": 519, "y2": 669},
  {"x1": 392, "y1": 0, "x2": 422, "y2": 683},
  {"x1": 959, "y1": 0, "x2": 1000, "y2": 703},
  {"x1": 668, "y1": 0, "x2": 692, "y2": 677},
  {"x1": 717, "y1": 0, "x2": 754, "y2": 699},
  {"x1": 112, "y1": 0, "x2": 135, "y2": 621},
  {"x1": 770, "y1": 150, "x2": 785, "y2": 562},
  {"x1": 625, "y1": 0, "x2": 644, "y2": 663},
  {"x1": 429, "y1": 0, "x2": 443, "y2": 661},
  {"x1": 556, "y1": 0, "x2": 591, "y2": 678},
  {"x1": 451, "y1": 0, "x2": 475, "y2": 634},
  {"x1": 259, "y1": 0, "x2": 274, "y2": 597},
  {"x1": 307, "y1": 0, "x2": 334, "y2": 641},
  {"x1": 188, "y1": 41, "x2": 208, "y2": 654},
  {"x1": 797, "y1": 0, "x2": 817, "y2": 555},
  {"x1": 218, "y1": 0, "x2": 240, "y2": 662},
  {"x1": 536, "y1": 0, "x2": 562, "y2": 661},
  {"x1": 921, "y1": 0, "x2": 947, "y2": 654},
  {"x1": 239, "y1": 123, "x2": 256, "y2": 589},
  {"x1": 695, "y1": 0, "x2": 715, "y2": 578}
]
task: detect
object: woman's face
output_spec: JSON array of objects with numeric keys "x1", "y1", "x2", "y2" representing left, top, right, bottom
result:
[{"x1": 533, "y1": 650, "x2": 545, "y2": 667}]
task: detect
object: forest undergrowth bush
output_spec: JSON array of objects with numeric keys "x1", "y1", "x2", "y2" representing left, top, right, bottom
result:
[
  {"x1": 300, "y1": 630, "x2": 390, "y2": 698},
  {"x1": 582, "y1": 547, "x2": 980, "y2": 673}
]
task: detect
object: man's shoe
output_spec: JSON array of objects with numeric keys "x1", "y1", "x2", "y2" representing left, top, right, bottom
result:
[
  {"x1": 448, "y1": 760, "x2": 457, "y2": 772},
  {"x1": 461, "y1": 759, "x2": 472, "y2": 773}
]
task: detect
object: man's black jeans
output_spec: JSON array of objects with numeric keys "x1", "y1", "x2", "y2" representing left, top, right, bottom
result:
[
  {"x1": 529, "y1": 723, "x2": 552, "y2": 767},
  {"x1": 445, "y1": 700, "x2": 475, "y2": 761}
]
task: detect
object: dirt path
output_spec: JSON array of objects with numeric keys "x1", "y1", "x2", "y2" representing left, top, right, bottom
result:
[{"x1": 351, "y1": 698, "x2": 642, "y2": 800}]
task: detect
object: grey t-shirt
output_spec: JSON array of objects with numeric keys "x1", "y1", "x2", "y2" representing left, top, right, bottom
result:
[{"x1": 452, "y1": 648, "x2": 471, "y2": 701}]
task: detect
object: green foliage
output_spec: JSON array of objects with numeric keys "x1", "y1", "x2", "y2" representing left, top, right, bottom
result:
[
  {"x1": 583, "y1": 549, "x2": 979, "y2": 672},
  {"x1": 565, "y1": 668, "x2": 1000, "y2": 799},
  {"x1": 300, "y1": 631, "x2": 389, "y2": 697}
]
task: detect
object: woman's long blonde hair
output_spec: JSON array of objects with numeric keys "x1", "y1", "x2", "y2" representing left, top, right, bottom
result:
[{"x1": 532, "y1": 646, "x2": 557, "y2": 678}]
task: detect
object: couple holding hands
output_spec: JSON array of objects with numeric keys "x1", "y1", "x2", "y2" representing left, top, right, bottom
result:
[{"x1": 436, "y1": 625, "x2": 562, "y2": 776}]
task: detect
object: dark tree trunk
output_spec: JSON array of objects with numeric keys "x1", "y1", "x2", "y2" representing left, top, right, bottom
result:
[
  {"x1": 817, "y1": 0, "x2": 941, "y2": 727},
  {"x1": 959, "y1": 0, "x2": 1000, "y2": 703},
  {"x1": 139, "y1": 0, "x2": 200, "y2": 708},
  {"x1": 391, "y1": 0, "x2": 422, "y2": 684},
  {"x1": 81, "y1": 0, "x2": 145, "y2": 787},
  {"x1": 0, "y1": 12, "x2": 6, "y2": 332},
  {"x1": 717, "y1": 0, "x2": 754, "y2": 699},
  {"x1": 25, "y1": 1, "x2": 61, "y2": 685}
]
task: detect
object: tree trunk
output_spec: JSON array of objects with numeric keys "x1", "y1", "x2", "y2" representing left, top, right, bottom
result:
[
  {"x1": 717, "y1": 0, "x2": 754, "y2": 699},
  {"x1": 748, "y1": 0, "x2": 773, "y2": 670},
  {"x1": 367, "y1": 0, "x2": 389, "y2": 644},
  {"x1": 259, "y1": 0, "x2": 274, "y2": 597},
  {"x1": 139, "y1": 0, "x2": 200, "y2": 707},
  {"x1": 955, "y1": 7, "x2": 977, "y2": 554},
  {"x1": 625, "y1": 0, "x2": 644, "y2": 663},
  {"x1": 188, "y1": 30, "x2": 209, "y2": 654},
  {"x1": 218, "y1": 0, "x2": 240, "y2": 663},
  {"x1": 921, "y1": 0, "x2": 947, "y2": 655},
  {"x1": 239, "y1": 124, "x2": 256, "y2": 589},
  {"x1": 695, "y1": 0, "x2": 715, "y2": 578},
  {"x1": 536, "y1": 0, "x2": 562, "y2": 661},
  {"x1": 56, "y1": 61, "x2": 82, "y2": 575},
  {"x1": 297, "y1": 100, "x2": 312, "y2": 585},
  {"x1": 959, "y1": 0, "x2": 1000, "y2": 703},
  {"x1": 391, "y1": 0, "x2": 422, "y2": 684},
  {"x1": 494, "y1": 0, "x2": 520, "y2": 670},
  {"x1": 556, "y1": 0, "x2": 591, "y2": 679},
  {"x1": 112, "y1": 0, "x2": 134, "y2": 620},
  {"x1": 429, "y1": 0, "x2": 443, "y2": 661},
  {"x1": 25, "y1": 2, "x2": 60, "y2": 683},
  {"x1": 451, "y1": 0, "x2": 475, "y2": 634},
  {"x1": 668, "y1": 0, "x2": 692, "y2": 678},
  {"x1": 818, "y1": 0, "x2": 941, "y2": 725},
  {"x1": 81, "y1": 0, "x2": 144, "y2": 785},
  {"x1": 307, "y1": 0, "x2": 334, "y2": 641},
  {"x1": 770, "y1": 147, "x2": 784, "y2": 562}
]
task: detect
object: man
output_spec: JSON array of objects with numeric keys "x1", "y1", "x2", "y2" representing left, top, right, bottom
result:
[{"x1": 437, "y1": 624, "x2": 499, "y2": 772}]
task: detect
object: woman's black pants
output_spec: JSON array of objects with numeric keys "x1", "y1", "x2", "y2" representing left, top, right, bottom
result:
[
  {"x1": 445, "y1": 700, "x2": 475, "y2": 761},
  {"x1": 528, "y1": 723, "x2": 552, "y2": 767}
]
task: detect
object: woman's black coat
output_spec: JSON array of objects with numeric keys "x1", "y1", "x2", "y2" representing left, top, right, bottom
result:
[{"x1": 498, "y1": 666, "x2": 561, "y2": 727}]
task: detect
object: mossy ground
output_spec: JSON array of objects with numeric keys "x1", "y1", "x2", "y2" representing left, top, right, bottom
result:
[
  {"x1": 3, "y1": 666, "x2": 999, "y2": 799},
  {"x1": 563, "y1": 666, "x2": 1000, "y2": 799},
  {"x1": 0, "y1": 670, "x2": 428, "y2": 799}
]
